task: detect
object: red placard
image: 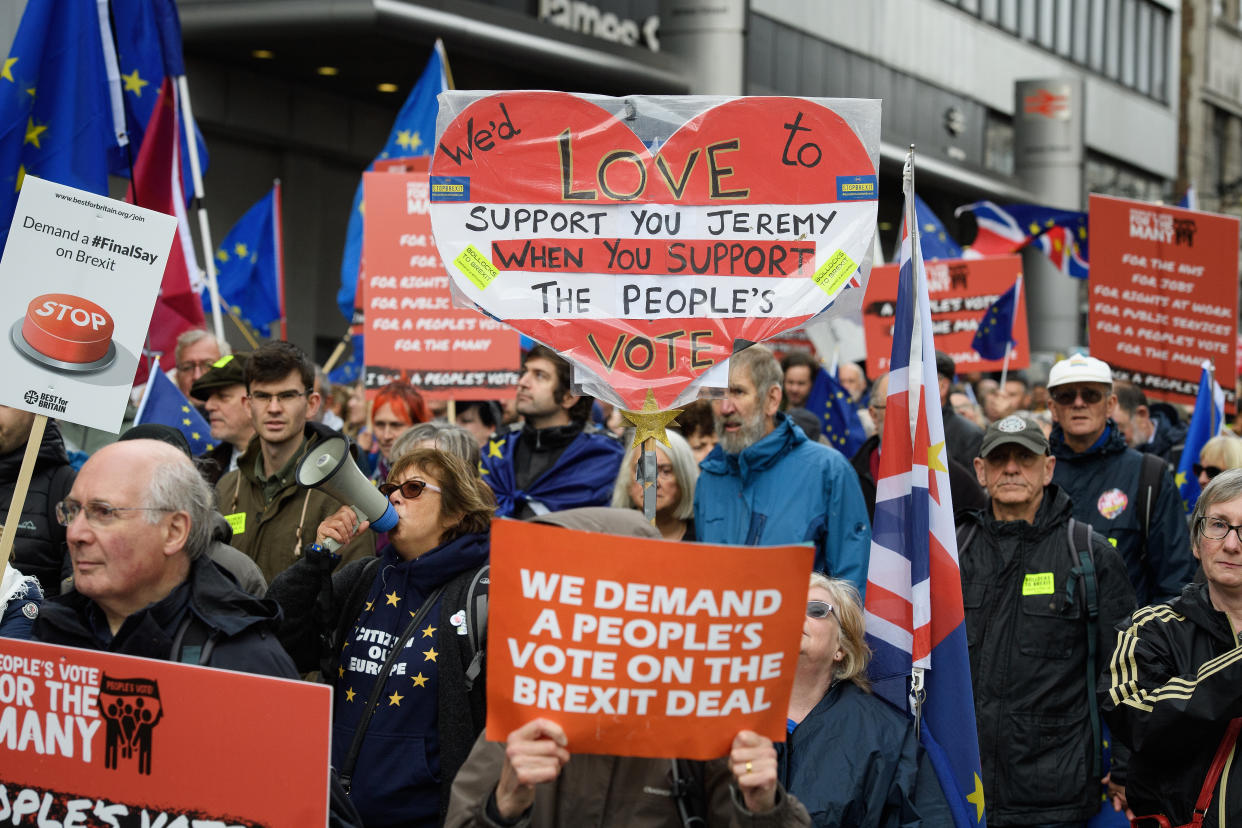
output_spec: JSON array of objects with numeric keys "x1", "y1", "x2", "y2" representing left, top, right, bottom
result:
[
  {"x1": 862, "y1": 255, "x2": 1027, "y2": 377},
  {"x1": 362, "y1": 169, "x2": 520, "y2": 400},
  {"x1": 1088, "y1": 195, "x2": 1240, "y2": 407},
  {"x1": 485, "y1": 519, "x2": 811, "y2": 760},
  {"x1": 0, "y1": 639, "x2": 330, "y2": 826}
]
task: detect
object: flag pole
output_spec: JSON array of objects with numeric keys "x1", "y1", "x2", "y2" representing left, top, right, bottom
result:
[
  {"x1": 998, "y1": 274, "x2": 1023, "y2": 389},
  {"x1": 273, "y1": 178, "x2": 287, "y2": 341},
  {"x1": 904, "y1": 145, "x2": 926, "y2": 733},
  {"x1": 176, "y1": 75, "x2": 225, "y2": 344}
]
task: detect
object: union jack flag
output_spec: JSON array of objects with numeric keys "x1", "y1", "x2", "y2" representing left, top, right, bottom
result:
[
  {"x1": 865, "y1": 153, "x2": 986, "y2": 826},
  {"x1": 956, "y1": 200, "x2": 1088, "y2": 278}
]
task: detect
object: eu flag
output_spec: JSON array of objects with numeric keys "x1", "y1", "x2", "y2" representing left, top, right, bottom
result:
[
  {"x1": 209, "y1": 186, "x2": 283, "y2": 338},
  {"x1": 0, "y1": 0, "x2": 117, "y2": 252},
  {"x1": 956, "y1": 200, "x2": 1089, "y2": 278},
  {"x1": 1175, "y1": 362, "x2": 1226, "y2": 511},
  {"x1": 970, "y1": 278, "x2": 1020, "y2": 360},
  {"x1": 134, "y1": 358, "x2": 215, "y2": 456},
  {"x1": 336, "y1": 40, "x2": 449, "y2": 320},
  {"x1": 805, "y1": 366, "x2": 867, "y2": 458},
  {"x1": 915, "y1": 195, "x2": 964, "y2": 260}
]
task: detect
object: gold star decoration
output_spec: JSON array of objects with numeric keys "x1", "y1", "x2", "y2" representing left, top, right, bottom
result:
[
  {"x1": 1, "y1": 57, "x2": 16, "y2": 82},
  {"x1": 121, "y1": 68, "x2": 148, "y2": 96},
  {"x1": 487, "y1": 438, "x2": 504, "y2": 458},
  {"x1": 385, "y1": 590, "x2": 400, "y2": 607},
  {"x1": 423, "y1": 647, "x2": 438, "y2": 662},
  {"x1": 966, "y1": 773, "x2": 985, "y2": 822},
  {"x1": 23, "y1": 117, "x2": 46, "y2": 149},
  {"x1": 234, "y1": 242, "x2": 249, "y2": 258},
  {"x1": 411, "y1": 673, "x2": 428, "y2": 688},
  {"x1": 388, "y1": 690, "x2": 403, "y2": 706},
  {"x1": 344, "y1": 687, "x2": 356, "y2": 702},
  {"x1": 927, "y1": 440, "x2": 948, "y2": 474},
  {"x1": 338, "y1": 666, "x2": 345, "y2": 678},
  {"x1": 421, "y1": 624, "x2": 436, "y2": 638},
  {"x1": 364, "y1": 600, "x2": 374, "y2": 612},
  {"x1": 620, "y1": 388, "x2": 681, "y2": 449}
]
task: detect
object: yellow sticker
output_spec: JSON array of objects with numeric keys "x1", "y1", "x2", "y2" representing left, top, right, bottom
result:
[
  {"x1": 1108, "y1": 537, "x2": 1118, "y2": 547},
  {"x1": 225, "y1": 512, "x2": 246, "y2": 536},
  {"x1": 212, "y1": 354, "x2": 234, "y2": 369},
  {"x1": 455, "y1": 244, "x2": 499, "y2": 291},
  {"x1": 1022, "y1": 572, "x2": 1055, "y2": 596},
  {"x1": 813, "y1": 250, "x2": 857, "y2": 296}
]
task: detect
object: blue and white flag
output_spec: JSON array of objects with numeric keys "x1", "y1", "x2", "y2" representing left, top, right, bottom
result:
[
  {"x1": 134, "y1": 358, "x2": 215, "y2": 456},
  {"x1": 1176, "y1": 361, "x2": 1226, "y2": 511}
]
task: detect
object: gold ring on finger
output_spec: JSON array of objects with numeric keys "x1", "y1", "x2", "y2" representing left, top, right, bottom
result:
[{"x1": 745, "y1": 761, "x2": 753, "y2": 773}]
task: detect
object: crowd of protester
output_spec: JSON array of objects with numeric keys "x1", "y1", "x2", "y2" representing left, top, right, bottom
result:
[{"x1": 2, "y1": 326, "x2": 1240, "y2": 827}]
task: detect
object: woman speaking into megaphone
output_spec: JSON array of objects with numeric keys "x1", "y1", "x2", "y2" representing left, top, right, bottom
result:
[{"x1": 268, "y1": 447, "x2": 494, "y2": 827}]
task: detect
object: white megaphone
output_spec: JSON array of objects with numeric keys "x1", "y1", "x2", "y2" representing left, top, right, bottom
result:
[{"x1": 296, "y1": 435, "x2": 399, "y2": 551}]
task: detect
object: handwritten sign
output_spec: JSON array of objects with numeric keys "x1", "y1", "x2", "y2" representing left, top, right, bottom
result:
[
  {"x1": 1088, "y1": 194, "x2": 1239, "y2": 407},
  {"x1": 0, "y1": 638, "x2": 330, "y2": 826},
  {"x1": 430, "y1": 92, "x2": 880, "y2": 410},
  {"x1": 486, "y1": 519, "x2": 811, "y2": 760}
]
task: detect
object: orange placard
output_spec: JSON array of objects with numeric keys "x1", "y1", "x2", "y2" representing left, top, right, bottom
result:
[
  {"x1": 1088, "y1": 194, "x2": 1239, "y2": 408},
  {"x1": 0, "y1": 639, "x2": 330, "y2": 826},
  {"x1": 862, "y1": 255, "x2": 1027, "y2": 377},
  {"x1": 485, "y1": 519, "x2": 812, "y2": 760},
  {"x1": 362, "y1": 169, "x2": 520, "y2": 400}
]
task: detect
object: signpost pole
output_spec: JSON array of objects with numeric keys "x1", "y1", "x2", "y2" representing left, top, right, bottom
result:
[
  {"x1": 0, "y1": 415, "x2": 48, "y2": 584},
  {"x1": 641, "y1": 436, "x2": 657, "y2": 523}
]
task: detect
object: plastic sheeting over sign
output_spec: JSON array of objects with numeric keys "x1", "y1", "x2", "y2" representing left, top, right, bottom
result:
[{"x1": 429, "y1": 92, "x2": 881, "y2": 411}]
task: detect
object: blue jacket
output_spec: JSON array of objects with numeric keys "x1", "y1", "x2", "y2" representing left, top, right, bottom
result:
[
  {"x1": 1050, "y1": 422, "x2": 1196, "y2": 605},
  {"x1": 777, "y1": 681, "x2": 949, "y2": 827},
  {"x1": 694, "y1": 414, "x2": 871, "y2": 596},
  {"x1": 0, "y1": 572, "x2": 42, "y2": 639}
]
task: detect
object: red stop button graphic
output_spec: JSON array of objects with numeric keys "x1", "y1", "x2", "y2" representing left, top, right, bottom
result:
[{"x1": 20, "y1": 293, "x2": 115, "y2": 364}]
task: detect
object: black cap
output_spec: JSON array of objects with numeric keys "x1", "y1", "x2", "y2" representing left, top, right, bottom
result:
[
  {"x1": 119, "y1": 424, "x2": 192, "y2": 458},
  {"x1": 979, "y1": 414, "x2": 1050, "y2": 459},
  {"x1": 190, "y1": 353, "x2": 247, "y2": 401},
  {"x1": 934, "y1": 350, "x2": 956, "y2": 380}
]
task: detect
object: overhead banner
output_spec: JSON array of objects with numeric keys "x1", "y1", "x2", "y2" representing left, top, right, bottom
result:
[
  {"x1": 429, "y1": 91, "x2": 881, "y2": 410},
  {"x1": 862, "y1": 255, "x2": 1027, "y2": 376},
  {"x1": 0, "y1": 177, "x2": 175, "y2": 433},
  {"x1": 485, "y1": 519, "x2": 811, "y2": 760},
  {"x1": 362, "y1": 168, "x2": 521, "y2": 399},
  {"x1": 0, "y1": 638, "x2": 331, "y2": 826},
  {"x1": 1088, "y1": 194, "x2": 1239, "y2": 407}
]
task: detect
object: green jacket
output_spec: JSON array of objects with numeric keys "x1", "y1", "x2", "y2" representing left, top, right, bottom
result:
[{"x1": 216, "y1": 422, "x2": 375, "y2": 583}]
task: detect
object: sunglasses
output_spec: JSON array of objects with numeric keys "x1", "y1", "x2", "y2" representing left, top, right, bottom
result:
[
  {"x1": 1050, "y1": 387, "x2": 1105, "y2": 406},
  {"x1": 1194, "y1": 463, "x2": 1225, "y2": 480},
  {"x1": 378, "y1": 479, "x2": 442, "y2": 500},
  {"x1": 807, "y1": 601, "x2": 836, "y2": 620}
]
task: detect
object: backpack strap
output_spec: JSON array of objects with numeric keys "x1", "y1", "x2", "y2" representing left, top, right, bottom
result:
[
  {"x1": 956, "y1": 522, "x2": 977, "y2": 555},
  {"x1": 1135, "y1": 453, "x2": 1164, "y2": 595},
  {"x1": 325, "y1": 557, "x2": 381, "y2": 677},
  {"x1": 669, "y1": 758, "x2": 707, "y2": 828},
  {"x1": 1065, "y1": 518, "x2": 1102, "y2": 779},
  {"x1": 464, "y1": 564, "x2": 489, "y2": 692},
  {"x1": 170, "y1": 613, "x2": 220, "y2": 666}
]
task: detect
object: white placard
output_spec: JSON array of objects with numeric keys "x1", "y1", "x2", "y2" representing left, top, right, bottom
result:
[{"x1": 0, "y1": 176, "x2": 176, "y2": 432}]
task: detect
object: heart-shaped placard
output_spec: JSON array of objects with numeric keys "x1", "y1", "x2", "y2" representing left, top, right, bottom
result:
[{"x1": 430, "y1": 92, "x2": 880, "y2": 410}]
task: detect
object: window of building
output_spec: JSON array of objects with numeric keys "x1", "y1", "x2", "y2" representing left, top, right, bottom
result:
[{"x1": 984, "y1": 112, "x2": 1015, "y2": 177}]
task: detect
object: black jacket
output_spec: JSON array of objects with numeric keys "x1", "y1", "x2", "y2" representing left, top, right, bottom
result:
[
  {"x1": 1101, "y1": 581, "x2": 1242, "y2": 826},
  {"x1": 942, "y1": 403, "x2": 983, "y2": 469},
  {"x1": 33, "y1": 555, "x2": 297, "y2": 679},
  {"x1": 1050, "y1": 422, "x2": 1196, "y2": 605},
  {"x1": 959, "y1": 486, "x2": 1135, "y2": 825},
  {"x1": 850, "y1": 434, "x2": 987, "y2": 522},
  {"x1": 0, "y1": 420, "x2": 75, "y2": 594}
]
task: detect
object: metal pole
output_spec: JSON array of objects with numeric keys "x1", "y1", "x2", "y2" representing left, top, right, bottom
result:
[{"x1": 176, "y1": 74, "x2": 225, "y2": 343}]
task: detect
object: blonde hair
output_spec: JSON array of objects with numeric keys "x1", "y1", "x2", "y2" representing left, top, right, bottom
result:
[
  {"x1": 1200, "y1": 434, "x2": 1242, "y2": 471},
  {"x1": 808, "y1": 572, "x2": 872, "y2": 692}
]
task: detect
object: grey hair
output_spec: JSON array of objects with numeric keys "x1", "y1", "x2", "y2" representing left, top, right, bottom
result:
[
  {"x1": 390, "y1": 421, "x2": 481, "y2": 471},
  {"x1": 174, "y1": 328, "x2": 230, "y2": 364},
  {"x1": 145, "y1": 451, "x2": 215, "y2": 560},
  {"x1": 610, "y1": 429, "x2": 698, "y2": 520},
  {"x1": 808, "y1": 572, "x2": 872, "y2": 692},
  {"x1": 730, "y1": 344, "x2": 783, "y2": 399},
  {"x1": 1190, "y1": 467, "x2": 1242, "y2": 553}
]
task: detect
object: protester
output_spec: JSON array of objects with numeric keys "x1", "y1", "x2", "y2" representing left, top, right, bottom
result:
[
  {"x1": 392, "y1": 422, "x2": 482, "y2": 472},
  {"x1": 779, "y1": 573, "x2": 949, "y2": 825},
  {"x1": 780, "y1": 351, "x2": 818, "y2": 410},
  {"x1": 610, "y1": 429, "x2": 698, "y2": 541},
  {"x1": 315, "y1": 365, "x2": 346, "y2": 431},
  {"x1": 342, "y1": 382, "x2": 369, "y2": 442},
  {"x1": 0, "y1": 564, "x2": 42, "y2": 639},
  {"x1": 960, "y1": 414, "x2": 1135, "y2": 825},
  {"x1": 190, "y1": 354, "x2": 255, "y2": 485},
  {"x1": 851, "y1": 373, "x2": 985, "y2": 522},
  {"x1": 34, "y1": 440, "x2": 294, "y2": 674},
  {"x1": 269, "y1": 448, "x2": 493, "y2": 827},
  {"x1": 1113, "y1": 382, "x2": 1187, "y2": 467},
  {"x1": 456, "y1": 401, "x2": 503, "y2": 448},
  {"x1": 949, "y1": 389, "x2": 987, "y2": 430},
  {"x1": 695, "y1": 345, "x2": 870, "y2": 592},
  {"x1": 1101, "y1": 468, "x2": 1242, "y2": 823},
  {"x1": 1046, "y1": 354, "x2": 1195, "y2": 605},
  {"x1": 444, "y1": 507, "x2": 811, "y2": 828},
  {"x1": 837, "y1": 362, "x2": 868, "y2": 406},
  {"x1": 369, "y1": 381, "x2": 431, "y2": 482},
  {"x1": 675, "y1": 398, "x2": 717, "y2": 462},
  {"x1": 481, "y1": 345, "x2": 623, "y2": 519},
  {"x1": 172, "y1": 328, "x2": 228, "y2": 402},
  {"x1": 216, "y1": 340, "x2": 374, "y2": 582},
  {"x1": 1196, "y1": 433, "x2": 1242, "y2": 488},
  {"x1": 935, "y1": 351, "x2": 984, "y2": 467},
  {"x1": 0, "y1": 405, "x2": 75, "y2": 594}
]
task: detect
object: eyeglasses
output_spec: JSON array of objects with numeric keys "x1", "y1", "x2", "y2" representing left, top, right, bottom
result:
[
  {"x1": 1050, "y1": 386, "x2": 1105, "y2": 406},
  {"x1": 249, "y1": 389, "x2": 308, "y2": 406},
  {"x1": 1194, "y1": 464, "x2": 1225, "y2": 480},
  {"x1": 378, "y1": 479, "x2": 442, "y2": 500},
  {"x1": 56, "y1": 499, "x2": 174, "y2": 528},
  {"x1": 1198, "y1": 516, "x2": 1242, "y2": 543},
  {"x1": 806, "y1": 601, "x2": 836, "y2": 620},
  {"x1": 177, "y1": 359, "x2": 216, "y2": 376}
]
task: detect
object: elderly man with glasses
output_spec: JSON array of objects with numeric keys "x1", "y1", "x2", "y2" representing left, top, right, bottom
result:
[
  {"x1": 1046, "y1": 354, "x2": 1195, "y2": 606},
  {"x1": 33, "y1": 439, "x2": 296, "y2": 675},
  {"x1": 216, "y1": 340, "x2": 374, "y2": 582}
]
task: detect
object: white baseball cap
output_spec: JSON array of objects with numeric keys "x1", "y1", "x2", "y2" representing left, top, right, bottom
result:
[{"x1": 1047, "y1": 354, "x2": 1113, "y2": 388}]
